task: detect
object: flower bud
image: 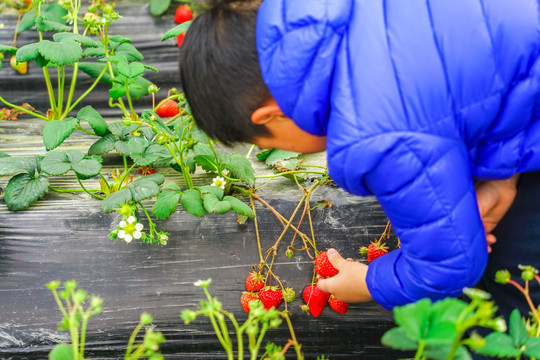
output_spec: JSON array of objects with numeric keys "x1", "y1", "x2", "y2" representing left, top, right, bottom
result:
[
  {"x1": 180, "y1": 309, "x2": 197, "y2": 323},
  {"x1": 285, "y1": 249, "x2": 293, "y2": 258},
  {"x1": 140, "y1": 312, "x2": 153, "y2": 325},
  {"x1": 46, "y1": 280, "x2": 60, "y2": 291},
  {"x1": 148, "y1": 84, "x2": 159, "y2": 94},
  {"x1": 495, "y1": 270, "x2": 511, "y2": 284}
]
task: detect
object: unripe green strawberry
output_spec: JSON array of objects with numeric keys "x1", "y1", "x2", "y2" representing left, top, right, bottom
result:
[
  {"x1": 314, "y1": 251, "x2": 338, "y2": 277},
  {"x1": 283, "y1": 287, "x2": 295, "y2": 303},
  {"x1": 258, "y1": 286, "x2": 282, "y2": 310},
  {"x1": 245, "y1": 272, "x2": 264, "y2": 292}
]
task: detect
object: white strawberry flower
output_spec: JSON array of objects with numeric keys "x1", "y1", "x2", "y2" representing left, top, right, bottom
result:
[
  {"x1": 211, "y1": 176, "x2": 226, "y2": 190},
  {"x1": 117, "y1": 217, "x2": 144, "y2": 244}
]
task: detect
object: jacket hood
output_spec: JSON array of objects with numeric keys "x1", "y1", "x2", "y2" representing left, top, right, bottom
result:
[{"x1": 256, "y1": 0, "x2": 352, "y2": 136}]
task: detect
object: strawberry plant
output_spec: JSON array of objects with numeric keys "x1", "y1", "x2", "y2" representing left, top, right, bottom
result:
[
  {"x1": 181, "y1": 279, "x2": 310, "y2": 360},
  {"x1": 382, "y1": 265, "x2": 540, "y2": 359},
  {"x1": 46, "y1": 280, "x2": 165, "y2": 360}
]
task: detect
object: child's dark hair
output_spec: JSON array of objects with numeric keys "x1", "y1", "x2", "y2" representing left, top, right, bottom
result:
[{"x1": 179, "y1": 0, "x2": 270, "y2": 146}]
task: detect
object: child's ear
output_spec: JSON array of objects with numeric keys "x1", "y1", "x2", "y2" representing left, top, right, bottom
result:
[{"x1": 251, "y1": 100, "x2": 284, "y2": 125}]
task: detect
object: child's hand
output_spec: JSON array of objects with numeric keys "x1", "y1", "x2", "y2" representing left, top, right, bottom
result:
[
  {"x1": 316, "y1": 249, "x2": 373, "y2": 303},
  {"x1": 475, "y1": 174, "x2": 519, "y2": 253}
]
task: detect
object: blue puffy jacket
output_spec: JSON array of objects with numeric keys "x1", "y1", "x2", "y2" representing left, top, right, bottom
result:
[{"x1": 257, "y1": 0, "x2": 540, "y2": 309}]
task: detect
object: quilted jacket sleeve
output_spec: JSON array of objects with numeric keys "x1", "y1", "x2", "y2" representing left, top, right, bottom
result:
[{"x1": 350, "y1": 132, "x2": 488, "y2": 309}]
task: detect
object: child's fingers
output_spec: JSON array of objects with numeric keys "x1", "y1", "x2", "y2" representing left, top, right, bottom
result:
[{"x1": 326, "y1": 248, "x2": 348, "y2": 270}]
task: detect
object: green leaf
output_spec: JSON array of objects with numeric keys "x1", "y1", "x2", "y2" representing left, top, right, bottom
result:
[
  {"x1": 194, "y1": 155, "x2": 219, "y2": 172},
  {"x1": 82, "y1": 46, "x2": 106, "y2": 58},
  {"x1": 223, "y1": 196, "x2": 254, "y2": 218},
  {"x1": 48, "y1": 343, "x2": 74, "y2": 360},
  {"x1": 128, "y1": 179, "x2": 160, "y2": 202},
  {"x1": 71, "y1": 157, "x2": 102, "y2": 180},
  {"x1": 53, "y1": 33, "x2": 99, "y2": 47},
  {"x1": 393, "y1": 298, "x2": 431, "y2": 341},
  {"x1": 35, "y1": 19, "x2": 71, "y2": 32},
  {"x1": 16, "y1": 11, "x2": 36, "y2": 34},
  {"x1": 181, "y1": 189, "x2": 205, "y2": 217},
  {"x1": 41, "y1": 151, "x2": 71, "y2": 176},
  {"x1": 0, "y1": 151, "x2": 10, "y2": 158},
  {"x1": 38, "y1": 40, "x2": 82, "y2": 65},
  {"x1": 0, "y1": 44, "x2": 17, "y2": 54},
  {"x1": 42, "y1": 2, "x2": 68, "y2": 24},
  {"x1": 509, "y1": 309, "x2": 529, "y2": 347},
  {"x1": 152, "y1": 183, "x2": 182, "y2": 220},
  {"x1": 423, "y1": 321, "x2": 457, "y2": 345},
  {"x1": 150, "y1": 0, "x2": 171, "y2": 16},
  {"x1": 78, "y1": 62, "x2": 113, "y2": 83},
  {"x1": 224, "y1": 153, "x2": 255, "y2": 187},
  {"x1": 475, "y1": 332, "x2": 521, "y2": 358},
  {"x1": 425, "y1": 345, "x2": 472, "y2": 360},
  {"x1": 41, "y1": 150, "x2": 101, "y2": 179},
  {"x1": 0, "y1": 156, "x2": 36, "y2": 176},
  {"x1": 429, "y1": 298, "x2": 468, "y2": 324},
  {"x1": 109, "y1": 35, "x2": 132, "y2": 45},
  {"x1": 203, "y1": 193, "x2": 232, "y2": 214},
  {"x1": 108, "y1": 122, "x2": 138, "y2": 138},
  {"x1": 101, "y1": 188, "x2": 132, "y2": 213},
  {"x1": 198, "y1": 185, "x2": 224, "y2": 199},
  {"x1": 16, "y1": 43, "x2": 40, "y2": 63},
  {"x1": 117, "y1": 60, "x2": 145, "y2": 79},
  {"x1": 380, "y1": 327, "x2": 418, "y2": 351},
  {"x1": 128, "y1": 76, "x2": 152, "y2": 100},
  {"x1": 264, "y1": 149, "x2": 300, "y2": 166},
  {"x1": 162, "y1": 21, "x2": 192, "y2": 41},
  {"x1": 114, "y1": 139, "x2": 132, "y2": 156},
  {"x1": 524, "y1": 338, "x2": 540, "y2": 358},
  {"x1": 144, "y1": 64, "x2": 158, "y2": 72},
  {"x1": 77, "y1": 106, "x2": 108, "y2": 136},
  {"x1": 109, "y1": 82, "x2": 126, "y2": 99},
  {"x1": 88, "y1": 134, "x2": 117, "y2": 155},
  {"x1": 42, "y1": 117, "x2": 79, "y2": 151},
  {"x1": 256, "y1": 148, "x2": 273, "y2": 161},
  {"x1": 132, "y1": 173, "x2": 165, "y2": 186},
  {"x1": 115, "y1": 43, "x2": 143, "y2": 62},
  {"x1": 5, "y1": 173, "x2": 49, "y2": 211}
]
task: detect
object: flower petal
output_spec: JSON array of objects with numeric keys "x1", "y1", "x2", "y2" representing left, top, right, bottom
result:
[
  {"x1": 127, "y1": 216, "x2": 136, "y2": 224},
  {"x1": 135, "y1": 223, "x2": 144, "y2": 231},
  {"x1": 117, "y1": 230, "x2": 126, "y2": 238},
  {"x1": 124, "y1": 234, "x2": 133, "y2": 243},
  {"x1": 133, "y1": 231, "x2": 142, "y2": 239}
]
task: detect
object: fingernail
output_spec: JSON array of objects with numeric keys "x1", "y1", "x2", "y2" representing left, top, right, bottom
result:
[{"x1": 327, "y1": 248, "x2": 336, "y2": 256}]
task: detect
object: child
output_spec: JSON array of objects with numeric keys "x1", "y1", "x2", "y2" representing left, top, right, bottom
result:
[{"x1": 179, "y1": 0, "x2": 540, "y2": 311}]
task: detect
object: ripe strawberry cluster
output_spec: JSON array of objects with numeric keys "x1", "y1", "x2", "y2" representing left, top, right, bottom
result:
[
  {"x1": 240, "y1": 272, "x2": 295, "y2": 313},
  {"x1": 301, "y1": 251, "x2": 348, "y2": 317}
]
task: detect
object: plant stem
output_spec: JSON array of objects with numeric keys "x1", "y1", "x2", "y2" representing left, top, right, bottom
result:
[
  {"x1": 75, "y1": 125, "x2": 97, "y2": 136},
  {"x1": 75, "y1": 175, "x2": 105, "y2": 200},
  {"x1": 251, "y1": 323, "x2": 269, "y2": 360},
  {"x1": 414, "y1": 340, "x2": 426, "y2": 360},
  {"x1": 57, "y1": 66, "x2": 65, "y2": 117},
  {"x1": 246, "y1": 144, "x2": 255, "y2": 159},
  {"x1": 50, "y1": 289, "x2": 69, "y2": 319},
  {"x1": 250, "y1": 196, "x2": 264, "y2": 263},
  {"x1": 118, "y1": 163, "x2": 136, "y2": 189},
  {"x1": 281, "y1": 312, "x2": 303, "y2": 359},
  {"x1": 79, "y1": 314, "x2": 89, "y2": 358},
  {"x1": 255, "y1": 170, "x2": 326, "y2": 179},
  {"x1": 125, "y1": 320, "x2": 145, "y2": 358},
  {"x1": 224, "y1": 311, "x2": 243, "y2": 360},
  {"x1": 64, "y1": 65, "x2": 107, "y2": 117},
  {"x1": 0, "y1": 96, "x2": 49, "y2": 121},
  {"x1": 125, "y1": 81, "x2": 136, "y2": 116},
  {"x1": 69, "y1": 304, "x2": 80, "y2": 360},
  {"x1": 49, "y1": 186, "x2": 101, "y2": 193}
]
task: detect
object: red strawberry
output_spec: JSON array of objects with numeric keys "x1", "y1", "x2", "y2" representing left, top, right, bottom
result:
[
  {"x1": 156, "y1": 99, "x2": 179, "y2": 117},
  {"x1": 177, "y1": 33, "x2": 185, "y2": 47},
  {"x1": 240, "y1": 292, "x2": 259, "y2": 313},
  {"x1": 360, "y1": 239, "x2": 388, "y2": 263},
  {"x1": 314, "y1": 251, "x2": 339, "y2": 277},
  {"x1": 245, "y1": 272, "x2": 264, "y2": 292},
  {"x1": 302, "y1": 283, "x2": 330, "y2": 317},
  {"x1": 258, "y1": 286, "x2": 283, "y2": 310},
  {"x1": 328, "y1": 295, "x2": 348, "y2": 314},
  {"x1": 174, "y1": 5, "x2": 192, "y2": 24}
]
